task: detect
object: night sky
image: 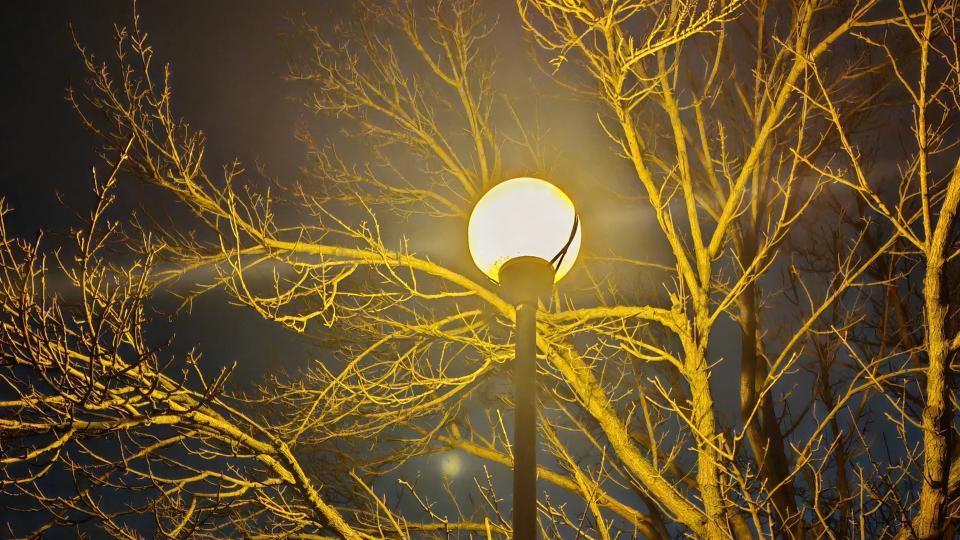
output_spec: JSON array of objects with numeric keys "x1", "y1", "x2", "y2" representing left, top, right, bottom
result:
[
  {"x1": 0, "y1": 0, "x2": 684, "y2": 383},
  {"x1": 5, "y1": 2, "x2": 306, "y2": 226},
  {"x1": 0, "y1": 0, "x2": 350, "y2": 402},
  {"x1": 8, "y1": 0, "x2": 960, "y2": 537},
  {"x1": 0, "y1": 0, "x2": 743, "y2": 532},
  {"x1": 0, "y1": 0, "x2": 538, "y2": 522}
]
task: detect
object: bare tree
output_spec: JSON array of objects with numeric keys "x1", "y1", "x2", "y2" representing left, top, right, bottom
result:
[{"x1": 3, "y1": 0, "x2": 960, "y2": 538}]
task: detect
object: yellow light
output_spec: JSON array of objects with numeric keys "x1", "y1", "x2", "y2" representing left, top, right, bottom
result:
[
  {"x1": 439, "y1": 451, "x2": 463, "y2": 478},
  {"x1": 468, "y1": 177, "x2": 581, "y2": 283}
]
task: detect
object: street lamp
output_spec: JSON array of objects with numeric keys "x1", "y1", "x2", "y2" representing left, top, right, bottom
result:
[{"x1": 468, "y1": 177, "x2": 581, "y2": 540}]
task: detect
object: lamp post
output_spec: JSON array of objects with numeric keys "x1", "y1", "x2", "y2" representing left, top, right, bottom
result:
[{"x1": 468, "y1": 177, "x2": 581, "y2": 540}]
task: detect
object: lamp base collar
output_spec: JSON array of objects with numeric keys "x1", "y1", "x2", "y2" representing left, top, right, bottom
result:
[{"x1": 498, "y1": 256, "x2": 555, "y2": 305}]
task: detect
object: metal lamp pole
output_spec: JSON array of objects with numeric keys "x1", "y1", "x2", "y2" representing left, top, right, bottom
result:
[
  {"x1": 499, "y1": 256, "x2": 555, "y2": 540},
  {"x1": 466, "y1": 176, "x2": 580, "y2": 539}
]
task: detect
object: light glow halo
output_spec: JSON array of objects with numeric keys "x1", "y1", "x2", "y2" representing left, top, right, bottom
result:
[
  {"x1": 468, "y1": 177, "x2": 581, "y2": 283},
  {"x1": 439, "y1": 452, "x2": 463, "y2": 478}
]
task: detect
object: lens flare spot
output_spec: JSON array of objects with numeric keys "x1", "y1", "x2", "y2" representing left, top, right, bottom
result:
[{"x1": 439, "y1": 451, "x2": 463, "y2": 478}]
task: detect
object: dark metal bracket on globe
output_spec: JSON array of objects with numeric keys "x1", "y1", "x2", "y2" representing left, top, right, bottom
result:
[{"x1": 549, "y1": 212, "x2": 580, "y2": 271}]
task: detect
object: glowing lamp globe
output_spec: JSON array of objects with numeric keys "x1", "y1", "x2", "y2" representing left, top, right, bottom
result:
[{"x1": 468, "y1": 177, "x2": 581, "y2": 287}]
